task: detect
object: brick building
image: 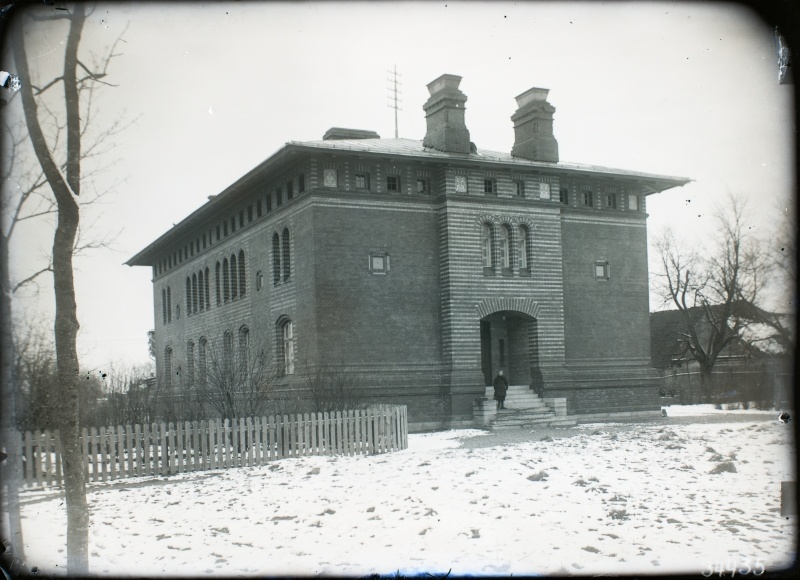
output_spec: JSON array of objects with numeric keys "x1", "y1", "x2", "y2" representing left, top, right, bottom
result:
[{"x1": 127, "y1": 74, "x2": 689, "y2": 430}]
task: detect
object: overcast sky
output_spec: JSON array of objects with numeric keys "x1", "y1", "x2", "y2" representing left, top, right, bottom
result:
[{"x1": 3, "y1": 1, "x2": 794, "y2": 371}]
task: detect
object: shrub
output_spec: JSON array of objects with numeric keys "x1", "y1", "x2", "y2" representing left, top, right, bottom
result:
[{"x1": 709, "y1": 461, "x2": 737, "y2": 474}]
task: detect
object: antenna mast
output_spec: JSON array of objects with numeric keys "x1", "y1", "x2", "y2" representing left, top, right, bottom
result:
[{"x1": 387, "y1": 65, "x2": 402, "y2": 138}]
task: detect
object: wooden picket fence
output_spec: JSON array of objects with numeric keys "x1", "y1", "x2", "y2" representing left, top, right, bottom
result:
[{"x1": 14, "y1": 405, "x2": 407, "y2": 489}]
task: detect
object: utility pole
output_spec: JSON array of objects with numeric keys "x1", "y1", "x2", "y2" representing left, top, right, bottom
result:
[{"x1": 387, "y1": 65, "x2": 402, "y2": 138}]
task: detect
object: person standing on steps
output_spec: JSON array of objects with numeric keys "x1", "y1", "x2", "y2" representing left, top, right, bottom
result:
[{"x1": 493, "y1": 370, "x2": 508, "y2": 410}]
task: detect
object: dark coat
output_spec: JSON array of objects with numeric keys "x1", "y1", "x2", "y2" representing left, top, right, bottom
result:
[{"x1": 493, "y1": 374, "x2": 508, "y2": 400}]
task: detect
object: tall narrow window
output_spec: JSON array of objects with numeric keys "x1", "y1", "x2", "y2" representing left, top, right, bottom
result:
[
  {"x1": 230, "y1": 254, "x2": 238, "y2": 300},
  {"x1": 387, "y1": 175, "x2": 400, "y2": 192},
  {"x1": 238, "y1": 326, "x2": 250, "y2": 379},
  {"x1": 198, "y1": 337, "x2": 207, "y2": 387},
  {"x1": 518, "y1": 225, "x2": 529, "y2": 272},
  {"x1": 266, "y1": 194, "x2": 272, "y2": 212},
  {"x1": 499, "y1": 225, "x2": 510, "y2": 269},
  {"x1": 281, "y1": 320, "x2": 295, "y2": 375},
  {"x1": 204, "y1": 268, "x2": 211, "y2": 310},
  {"x1": 282, "y1": 228, "x2": 291, "y2": 282},
  {"x1": 162, "y1": 288, "x2": 167, "y2": 324},
  {"x1": 286, "y1": 180, "x2": 294, "y2": 200},
  {"x1": 272, "y1": 233, "x2": 281, "y2": 285},
  {"x1": 166, "y1": 287, "x2": 172, "y2": 322},
  {"x1": 191, "y1": 274, "x2": 198, "y2": 314},
  {"x1": 481, "y1": 223, "x2": 493, "y2": 270},
  {"x1": 164, "y1": 347, "x2": 174, "y2": 389},
  {"x1": 223, "y1": 258, "x2": 230, "y2": 302},
  {"x1": 298, "y1": 174, "x2": 305, "y2": 192},
  {"x1": 223, "y1": 331, "x2": 233, "y2": 376},
  {"x1": 185, "y1": 278, "x2": 191, "y2": 315},
  {"x1": 276, "y1": 187, "x2": 283, "y2": 207},
  {"x1": 215, "y1": 262, "x2": 221, "y2": 305},
  {"x1": 198, "y1": 270, "x2": 205, "y2": 312},
  {"x1": 582, "y1": 190, "x2": 593, "y2": 207},
  {"x1": 187, "y1": 341, "x2": 195, "y2": 387},
  {"x1": 238, "y1": 250, "x2": 246, "y2": 296},
  {"x1": 256, "y1": 199, "x2": 263, "y2": 217}
]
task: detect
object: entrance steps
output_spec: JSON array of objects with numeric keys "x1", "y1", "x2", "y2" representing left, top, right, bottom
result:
[{"x1": 479, "y1": 384, "x2": 577, "y2": 430}]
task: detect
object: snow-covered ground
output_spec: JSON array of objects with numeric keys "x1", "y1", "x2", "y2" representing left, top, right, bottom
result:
[{"x1": 19, "y1": 406, "x2": 796, "y2": 576}]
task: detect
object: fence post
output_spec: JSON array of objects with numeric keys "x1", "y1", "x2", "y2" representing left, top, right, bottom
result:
[
  {"x1": 108, "y1": 426, "x2": 118, "y2": 481},
  {"x1": 53, "y1": 429, "x2": 63, "y2": 487}
]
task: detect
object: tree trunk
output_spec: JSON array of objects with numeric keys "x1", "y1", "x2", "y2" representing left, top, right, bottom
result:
[
  {"x1": 12, "y1": 5, "x2": 90, "y2": 574},
  {"x1": 0, "y1": 227, "x2": 27, "y2": 571}
]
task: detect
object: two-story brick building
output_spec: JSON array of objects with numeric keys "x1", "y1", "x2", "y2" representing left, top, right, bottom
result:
[{"x1": 127, "y1": 74, "x2": 689, "y2": 430}]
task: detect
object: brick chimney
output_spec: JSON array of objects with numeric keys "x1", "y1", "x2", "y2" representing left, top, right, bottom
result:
[
  {"x1": 422, "y1": 74, "x2": 471, "y2": 154},
  {"x1": 510, "y1": 87, "x2": 559, "y2": 163}
]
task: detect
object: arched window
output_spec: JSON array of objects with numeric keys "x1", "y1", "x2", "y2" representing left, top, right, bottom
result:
[
  {"x1": 230, "y1": 254, "x2": 238, "y2": 300},
  {"x1": 499, "y1": 225, "x2": 511, "y2": 269},
  {"x1": 191, "y1": 274, "x2": 198, "y2": 314},
  {"x1": 278, "y1": 318, "x2": 295, "y2": 376},
  {"x1": 185, "y1": 277, "x2": 191, "y2": 315},
  {"x1": 518, "y1": 225, "x2": 529, "y2": 271},
  {"x1": 162, "y1": 288, "x2": 167, "y2": 325},
  {"x1": 481, "y1": 223, "x2": 493, "y2": 269},
  {"x1": 204, "y1": 267, "x2": 211, "y2": 310},
  {"x1": 166, "y1": 287, "x2": 172, "y2": 322},
  {"x1": 215, "y1": 262, "x2": 221, "y2": 305},
  {"x1": 223, "y1": 330, "x2": 234, "y2": 375},
  {"x1": 164, "y1": 346, "x2": 174, "y2": 388},
  {"x1": 198, "y1": 337, "x2": 207, "y2": 388},
  {"x1": 187, "y1": 341, "x2": 195, "y2": 387},
  {"x1": 238, "y1": 326, "x2": 250, "y2": 378},
  {"x1": 238, "y1": 250, "x2": 246, "y2": 296},
  {"x1": 282, "y1": 228, "x2": 291, "y2": 282},
  {"x1": 198, "y1": 270, "x2": 205, "y2": 312},
  {"x1": 222, "y1": 258, "x2": 230, "y2": 302},
  {"x1": 272, "y1": 233, "x2": 281, "y2": 285}
]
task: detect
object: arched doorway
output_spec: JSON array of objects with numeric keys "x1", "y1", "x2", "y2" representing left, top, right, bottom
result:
[{"x1": 480, "y1": 310, "x2": 540, "y2": 387}]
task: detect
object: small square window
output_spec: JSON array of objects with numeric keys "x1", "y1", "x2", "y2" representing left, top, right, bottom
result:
[
  {"x1": 582, "y1": 191, "x2": 593, "y2": 207},
  {"x1": 369, "y1": 252, "x2": 390, "y2": 274},
  {"x1": 628, "y1": 194, "x2": 639, "y2": 211},
  {"x1": 355, "y1": 173, "x2": 370, "y2": 190},
  {"x1": 387, "y1": 175, "x2": 400, "y2": 192},
  {"x1": 416, "y1": 178, "x2": 429, "y2": 194},
  {"x1": 605, "y1": 193, "x2": 617, "y2": 209},
  {"x1": 594, "y1": 261, "x2": 610, "y2": 280},
  {"x1": 323, "y1": 169, "x2": 337, "y2": 188},
  {"x1": 484, "y1": 179, "x2": 496, "y2": 194},
  {"x1": 514, "y1": 181, "x2": 525, "y2": 197},
  {"x1": 539, "y1": 182, "x2": 551, "y2": 200}
]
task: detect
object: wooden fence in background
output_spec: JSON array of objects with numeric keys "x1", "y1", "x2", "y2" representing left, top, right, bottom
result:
[{"x1": 13, "y1": 405, "x2": 407, "y2": 489}]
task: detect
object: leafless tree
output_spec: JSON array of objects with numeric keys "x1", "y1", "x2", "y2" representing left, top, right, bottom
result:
[
  {"x1": 653, "y1": 195, "x2": 770, "y2": 399},
  {"x1": 299, "y1": 360, "x2": 369, "y2": 414},
  {"x1": 94, "y1": 361, "x2": 157, "y2": 427},
  {"x1": 192, "y1": 331, "x2": 281, "y2": 420},
  {"x1": 8, "y1": 4, "x2": 130, "y2": 572}
]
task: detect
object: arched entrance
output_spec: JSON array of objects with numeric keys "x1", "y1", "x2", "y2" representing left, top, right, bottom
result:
[{"x1": 480, "y1": 311, "x2": 540, "y2": 387}]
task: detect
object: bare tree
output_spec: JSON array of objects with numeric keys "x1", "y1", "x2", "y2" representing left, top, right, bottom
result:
[
  {"x1": 193, "y1": 331, "x2": 281, "y2": 420},
  {"x1": 299, "y1": 360, "x2": 368, "y2": 414},
  {"x1": 653, "y1": 195, "x2": 769, "y2": 399},
  {"x1": 8, "y1": 4, "x2": 128, "y2": 572},
  {"x1": 94, "y1": 361, "x2": 157, "y2": 427}
]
